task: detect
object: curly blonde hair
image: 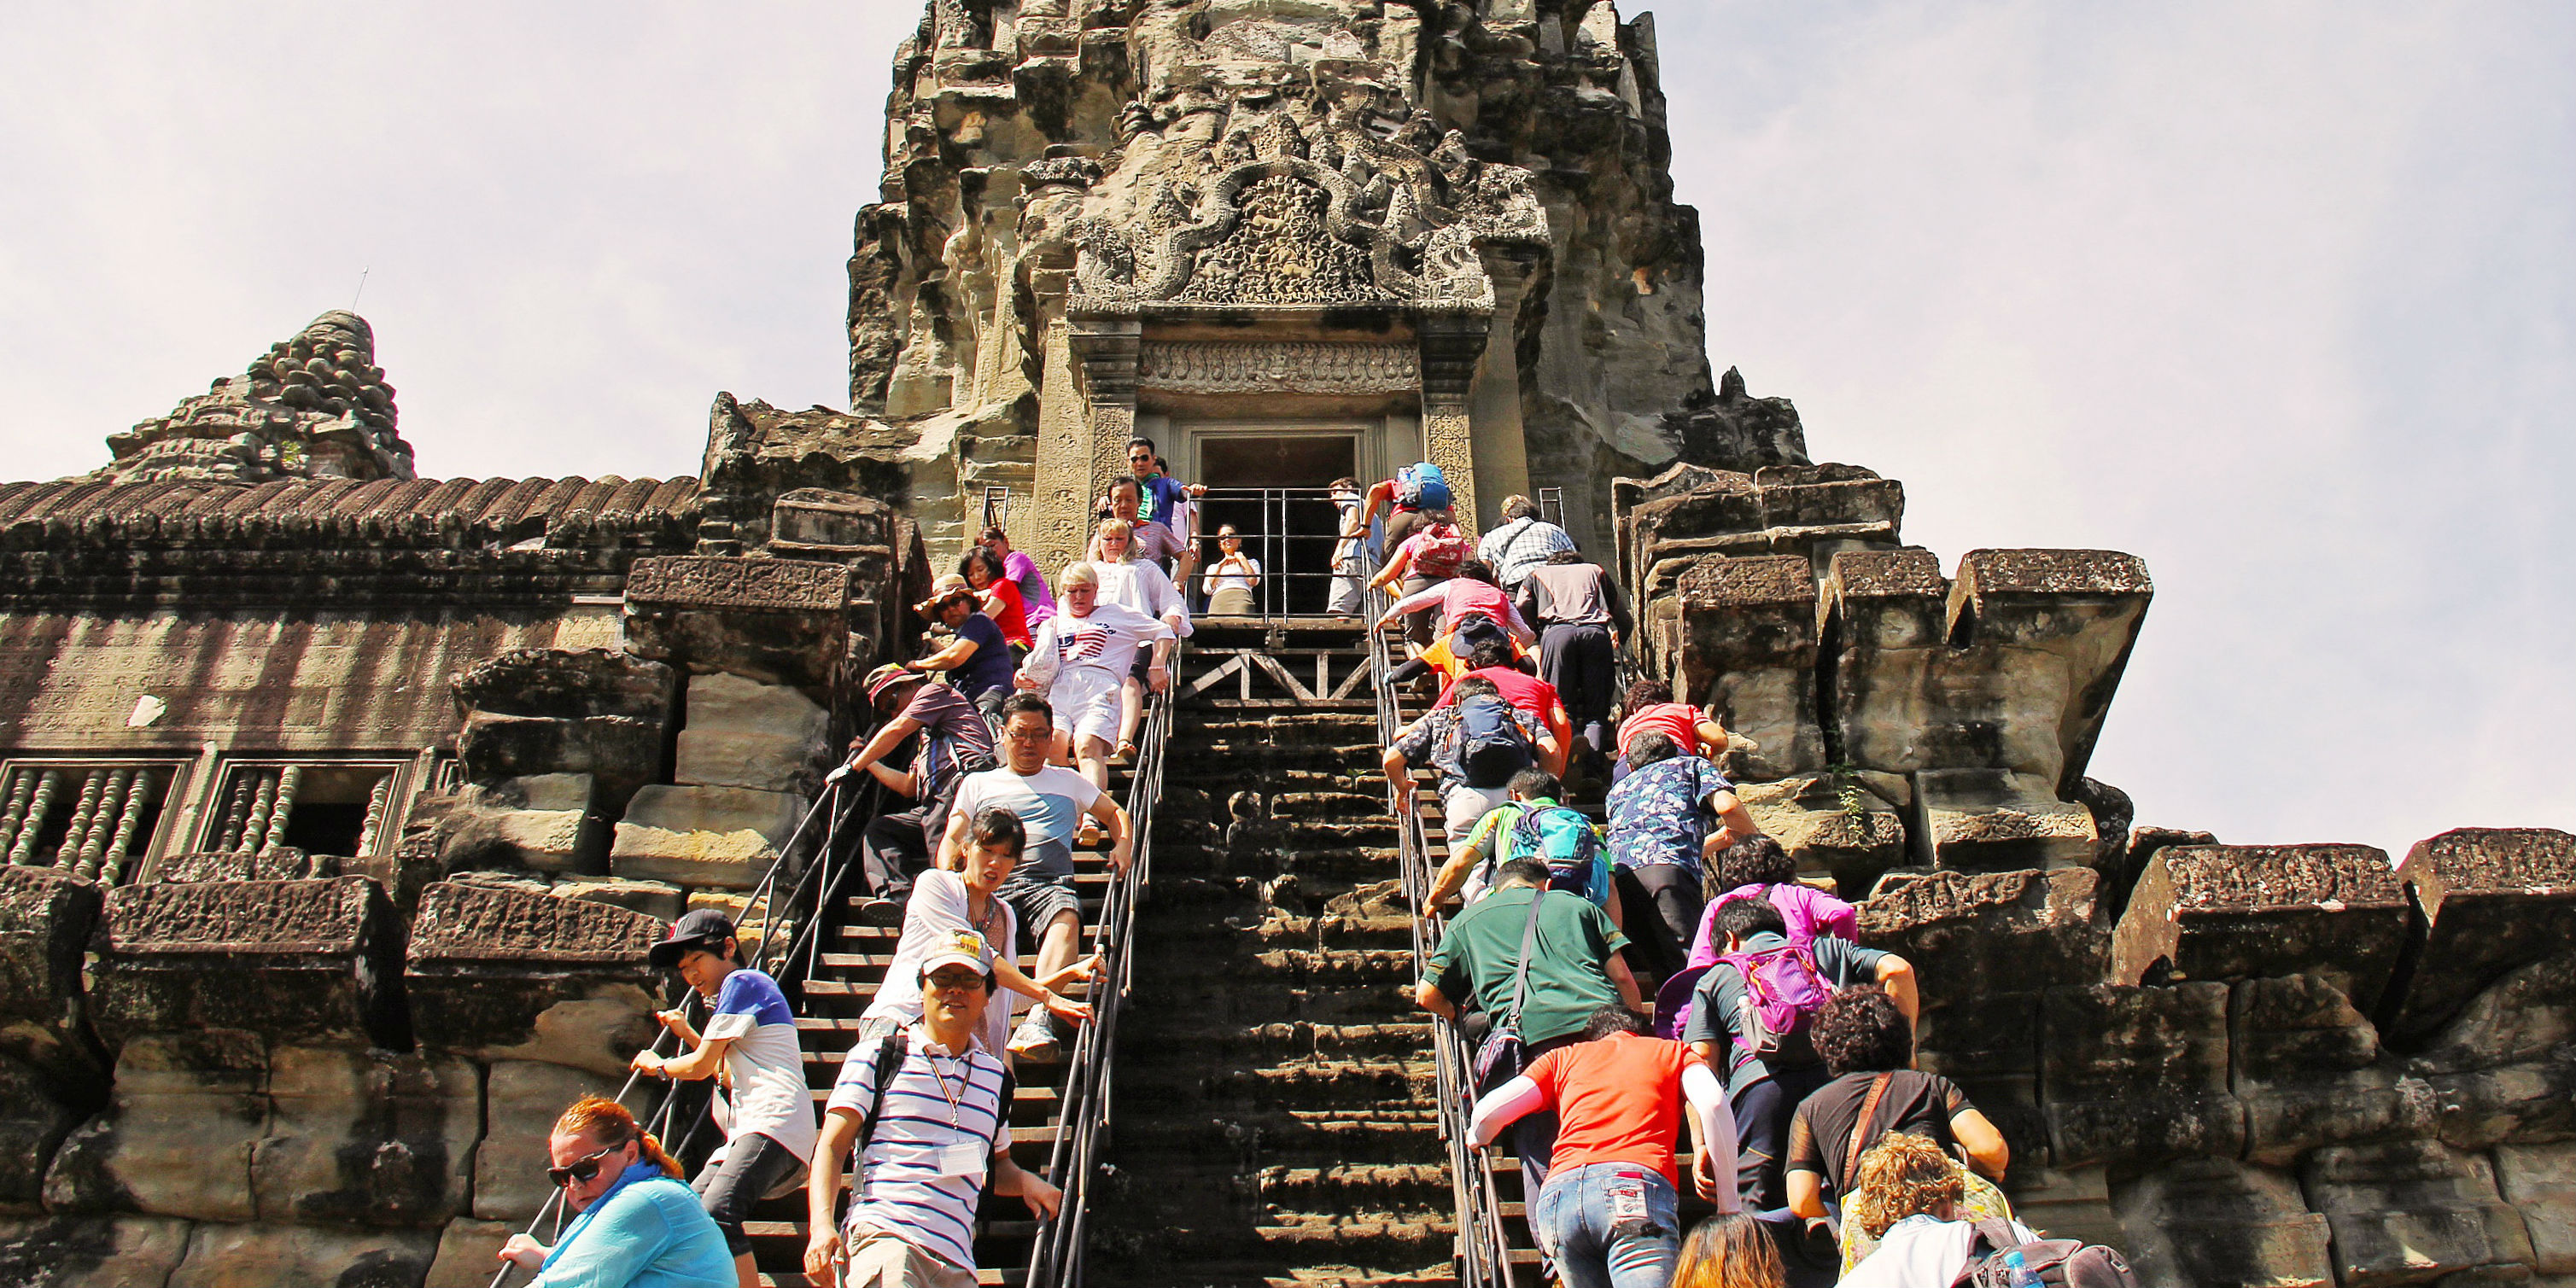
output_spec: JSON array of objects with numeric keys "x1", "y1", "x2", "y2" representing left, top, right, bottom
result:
[{"x1": 1846, "y1": 1131, "x2": 1961, "y2": 1239}]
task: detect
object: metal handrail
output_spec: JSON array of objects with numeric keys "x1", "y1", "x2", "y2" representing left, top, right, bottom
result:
[
  {"x1": 1022, "y1": 636, "x2": 1183, "y2": 1288},
  {"x1": 488, "y1": 766, "x2": 880, "y2": 1286},
  {"x1": 1184, "y1": 486, "x2": 1375, "y2": 624},
  {"x1": 1369, "y1": 585, "x2": 1517, "y2": 1288}
]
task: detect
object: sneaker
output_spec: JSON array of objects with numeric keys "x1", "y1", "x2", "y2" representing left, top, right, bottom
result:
[
  {"x1": 856, "y1": 896, "x2": 907, "y2": 929},
  {"x1": 1007, "y1": 1012, "x2": 1062, "y2": 1064}
]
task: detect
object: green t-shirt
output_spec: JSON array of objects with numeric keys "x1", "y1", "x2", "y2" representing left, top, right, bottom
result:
[{"x1": 1428, "y1": 885, "x2": 1630, "y2": 1045}]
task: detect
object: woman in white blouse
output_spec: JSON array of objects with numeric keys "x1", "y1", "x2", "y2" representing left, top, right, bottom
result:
[{"x1": 1200, "y1": 526, "x2": 1261, "y2": 616}]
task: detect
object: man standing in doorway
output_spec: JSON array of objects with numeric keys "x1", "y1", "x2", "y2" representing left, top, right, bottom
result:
[{"x1": 1126, "y1": 437, "x2": 1203, "y2": 580}]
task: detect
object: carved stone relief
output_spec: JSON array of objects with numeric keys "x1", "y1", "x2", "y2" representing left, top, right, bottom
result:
[{"x1": 1136, "y1": 342, "x2": 1419, "y2": 394}]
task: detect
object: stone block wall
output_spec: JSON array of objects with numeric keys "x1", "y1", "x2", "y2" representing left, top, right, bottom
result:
[
  {"x1": 0, "y1": 876, "x2": 664, "y2": 1288},
  {"x1": 1843, "y1": 826, "x2": 2576, "y2": 1286},
  {"x1": 1618, "y1": 469, "x2": 2153, "y2": 893}
]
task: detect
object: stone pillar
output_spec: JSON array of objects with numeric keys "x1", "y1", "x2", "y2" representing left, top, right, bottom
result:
[
  {"x1": 1469, "y1": 251, "x2": 1541, "y2": 525},
  {"x1": 1049, "y1": 314, "x2": 1142, "y2": 568},
  {"x1": 1418, "y1": 315, "x2": 1490, "y2": 529}
]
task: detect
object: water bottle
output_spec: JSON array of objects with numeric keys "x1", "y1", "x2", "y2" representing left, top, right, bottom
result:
[{"x1": 2002, "y1": 1249, "x2": 2044, "y2": 1288}]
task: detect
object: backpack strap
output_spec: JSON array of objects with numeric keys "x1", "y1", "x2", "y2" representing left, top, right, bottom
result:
[
  {"x1": 1837, "y1": 1072, "x2": 1897, "y2": 1198},
  {"x1": 1503, "y1": 889, "x2": 1548, "y2": 1037},
  {"x1": 854, "y1": 1029, "x2": 912, "y2": 1158},
  {"x1": 1968, "y1": 1216, "x2": 2023, "y2": 1255}
]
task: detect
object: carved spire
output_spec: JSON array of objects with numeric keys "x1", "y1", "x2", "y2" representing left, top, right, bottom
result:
[{"x1": 98, "y1": 310, "x2": 412, "y2": 484}]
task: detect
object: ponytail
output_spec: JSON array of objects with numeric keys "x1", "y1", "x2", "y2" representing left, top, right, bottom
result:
[{"x1": 553, "y1": 1095, "x2": 682, "y2": 1180}]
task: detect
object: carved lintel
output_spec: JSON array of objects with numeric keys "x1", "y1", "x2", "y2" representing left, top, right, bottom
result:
[
  {"x1": 623, "y1": 557, "x2": 851, "y2": 614},
  {"x1": 1136, "y1": 342, "x2": 1419, "y2": 394}
]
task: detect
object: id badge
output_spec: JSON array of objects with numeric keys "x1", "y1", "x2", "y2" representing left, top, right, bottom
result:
[
  {"x1": 934, "y1": 1142, "x2": 986, "y2": 1178},
  {"x1": 1608, "y1": 1174, "x2": 1650, "y2": 1225}
]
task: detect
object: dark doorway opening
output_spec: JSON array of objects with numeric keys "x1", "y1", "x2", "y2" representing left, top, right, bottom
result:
[{"x1": 1194, "y1": 435, "x2": 1357, "y2": 617}]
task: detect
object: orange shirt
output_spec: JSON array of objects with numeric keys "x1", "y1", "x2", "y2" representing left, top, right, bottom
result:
[{"x1": 1524, "y1": 1033, "x2": 1703, "y2": 1184}]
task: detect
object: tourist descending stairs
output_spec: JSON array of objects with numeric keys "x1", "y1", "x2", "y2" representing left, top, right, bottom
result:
[
  {"x1": 1089, "y1": 620, "x2": 1456, "y2": 1288},
  {"x1": 729, "y1": 677, "x2": 1173, "y2": 1288}
]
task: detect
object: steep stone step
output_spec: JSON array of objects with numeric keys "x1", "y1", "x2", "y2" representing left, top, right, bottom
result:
[{"x1": 1097, "y1": 679, "x2": 1449, "y2": 1287}]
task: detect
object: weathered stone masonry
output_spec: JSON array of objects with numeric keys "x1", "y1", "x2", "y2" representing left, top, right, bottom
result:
[{"x1": 0, "y1": 3, "x2": 2567, "y2": 1286}]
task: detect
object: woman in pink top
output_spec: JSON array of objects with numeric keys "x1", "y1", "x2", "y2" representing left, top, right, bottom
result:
[
  {"x1": 1687, "y1": 835, "x2": 1858, "y2": 968},
  {"x1": 979, "y1": 526, "x2": 1055, "y2": 627},
  {"x1": 1373, "y1": 561, "x2": 1535, "y2": 644}
]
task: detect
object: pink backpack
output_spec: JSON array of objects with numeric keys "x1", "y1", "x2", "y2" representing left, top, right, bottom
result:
[
  {"x1": 1717, "y1": 943, "x2": 1831, "y2": 1062},
  {"x1": 1408, "y1": 524, "x2": 1470, "y2": 579}
]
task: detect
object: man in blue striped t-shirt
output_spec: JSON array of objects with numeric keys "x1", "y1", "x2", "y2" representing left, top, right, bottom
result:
[{"x1": 804, "y1": 931, "x2": 1061, "y2": 1287}]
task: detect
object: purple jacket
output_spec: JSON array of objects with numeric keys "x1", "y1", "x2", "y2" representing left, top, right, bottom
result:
[{"x1": 1686, "y1": 882, "x2": 1860, "y2": 968}]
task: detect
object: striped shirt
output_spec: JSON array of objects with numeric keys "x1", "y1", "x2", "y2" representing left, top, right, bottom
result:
[{"x1": 826, "y1": 1023, "x2": 1011, "y2": 1271}]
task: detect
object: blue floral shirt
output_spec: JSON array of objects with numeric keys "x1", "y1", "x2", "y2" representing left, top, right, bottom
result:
[{"x1": 1604, "y1": 755, "x2": 1732, "y2": 874}]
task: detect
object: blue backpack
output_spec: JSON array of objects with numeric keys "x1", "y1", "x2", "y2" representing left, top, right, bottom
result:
[
  {"x1": 1394, "y1": 461, "x2": 1452, "y2": 511},
  {"x1": 1454, "y1": 695, "x2": 1533, "y2": 789},
  {"x1": 1512, "y1": 805, "x2": 1610, "y2": 906}
]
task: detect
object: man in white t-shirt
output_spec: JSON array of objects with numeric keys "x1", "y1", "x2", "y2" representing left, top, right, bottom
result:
[
  {"x1": 1018, "y1": 562, "x2": 1174, "y2": 792},
  {"x1": 634, "y1": 909, "x2": 820, "y2": 1288},
  {"x1": 859, "y1": 806, "x2": 1096, "y2": 1058},
  {"x1": 940, "y1": 692, "x2": 1130, "y2": 1063}
]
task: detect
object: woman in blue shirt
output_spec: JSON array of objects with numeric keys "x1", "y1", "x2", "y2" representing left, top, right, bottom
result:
[{"x1": 498, "y1": 1096, "x2": 735, "y2": 1288}]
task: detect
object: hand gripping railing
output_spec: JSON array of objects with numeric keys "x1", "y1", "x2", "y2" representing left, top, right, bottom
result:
[
  {"x1": 1368, "y1": 597, "x2": 1518, "y2": 1288},
  {"x1": 1022, "y1": 636, "x2": 1183, "y2": 1288},
  {"x1": 487, "y1": 767, "x2": 885, "y2": 1287}
]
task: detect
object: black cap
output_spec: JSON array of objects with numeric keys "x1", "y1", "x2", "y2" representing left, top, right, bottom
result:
[{"x1": 647, "y1": 908, "x2": 738, "y2": 969}]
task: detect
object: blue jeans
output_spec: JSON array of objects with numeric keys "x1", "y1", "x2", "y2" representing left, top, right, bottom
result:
[{"x1": 1531, "y1": 1163, "x2": 1681, "y2": 1288}]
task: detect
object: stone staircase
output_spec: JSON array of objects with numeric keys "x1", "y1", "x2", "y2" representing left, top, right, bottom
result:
[{"x1": 1086, "y1": 686, "x2": 1457, "y2": 1288}]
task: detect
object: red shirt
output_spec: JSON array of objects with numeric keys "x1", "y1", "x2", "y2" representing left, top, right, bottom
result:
[
  {"x1": 1434, "y1": 667, "x2": 1564, "y2": 726},
  {"x1": 983, "y1": 579, "x2": 1031, "y2": 645},
  {"x1": 1617, "y1": 702, "x2": 1703, "y2": 760},
  {"x1": 1525, "y1": 1033, "x2": 1703, "y2": 1183}
]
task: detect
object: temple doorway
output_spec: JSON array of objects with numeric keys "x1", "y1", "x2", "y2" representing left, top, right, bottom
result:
[{"x1": 1183, "y1": 428, "x2": 1362, "y2": 617}]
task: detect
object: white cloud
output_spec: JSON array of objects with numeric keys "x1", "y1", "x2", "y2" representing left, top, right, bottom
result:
[{"x1": 0, "y1": 3, "x2": 2567, "y2": 853}]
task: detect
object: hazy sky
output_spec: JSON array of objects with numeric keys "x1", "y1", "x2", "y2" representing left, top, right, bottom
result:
[{"x1": 3, "y1": 3, "x2": 2568, "y2": 855}]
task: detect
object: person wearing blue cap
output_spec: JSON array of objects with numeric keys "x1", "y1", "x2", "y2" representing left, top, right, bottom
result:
[{"x1": 633, "y1": 909, "x2": 819, "y2": 1288}]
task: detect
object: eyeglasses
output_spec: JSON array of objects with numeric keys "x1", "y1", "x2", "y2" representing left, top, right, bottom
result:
[
  {"x1": 926, "y1": 972, "x2": 988, "y2": 993},
  {"x1": 1003, "y1": 728, "x2": 1052, "y2": 743},
  {"x1": 546, "y1": 1144, "x2": 621, "y2": 1188}
]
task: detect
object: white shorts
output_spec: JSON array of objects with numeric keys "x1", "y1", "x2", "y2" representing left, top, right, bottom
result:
[{"x1": 1048, "y1": 667, "x2": 1124, "y2": 746}]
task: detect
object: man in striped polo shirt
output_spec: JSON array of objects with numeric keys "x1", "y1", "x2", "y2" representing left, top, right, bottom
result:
[{"x1": 803, "y1": 931, "x2": 1061, "y2": 1288}]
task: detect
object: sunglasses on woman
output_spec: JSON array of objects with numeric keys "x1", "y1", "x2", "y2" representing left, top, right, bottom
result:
[{"x1": 546, "y1": 1144, "x2": 621, "y2": 1188}]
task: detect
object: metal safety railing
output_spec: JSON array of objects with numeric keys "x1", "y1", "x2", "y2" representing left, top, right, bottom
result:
[
  {"x1": 1180, "y1": 487, "x2": 1375, "y2": 624},
  {"x1": 1023, "y1": 637, "x2": 1183, "y2": 1288},
  {"x1": 488, "y1": 766, "x2": 886, "y2": 1287},
  {"x1": 1369, "y1": 593, "x2": 1518, "y2": 1288}
]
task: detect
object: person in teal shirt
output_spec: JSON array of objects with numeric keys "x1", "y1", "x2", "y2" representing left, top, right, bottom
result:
[{"x1": 498, "y1": 1095, "x2": 734, "y2": 1288}]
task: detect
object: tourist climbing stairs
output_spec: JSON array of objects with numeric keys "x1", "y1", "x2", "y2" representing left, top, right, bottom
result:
[
  {"x1": 1084, "y1": 619, "x2": 1456, "y2": 1288},
  {"x1": 1380, "y1": 643, "x2": 1720, "y2": 1288}
]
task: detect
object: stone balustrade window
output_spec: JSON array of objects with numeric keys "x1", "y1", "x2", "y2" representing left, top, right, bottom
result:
[
  {"x1": 199, "y1": 760, "x2": 408, "y2": 862},
  {"x1": 0, "y1": 759, "x2": 187, "y2": 885}
]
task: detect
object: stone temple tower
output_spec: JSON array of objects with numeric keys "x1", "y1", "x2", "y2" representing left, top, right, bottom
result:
[{"x1": 706, "y1": 0, "x2": 1808, "y2": 574}]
